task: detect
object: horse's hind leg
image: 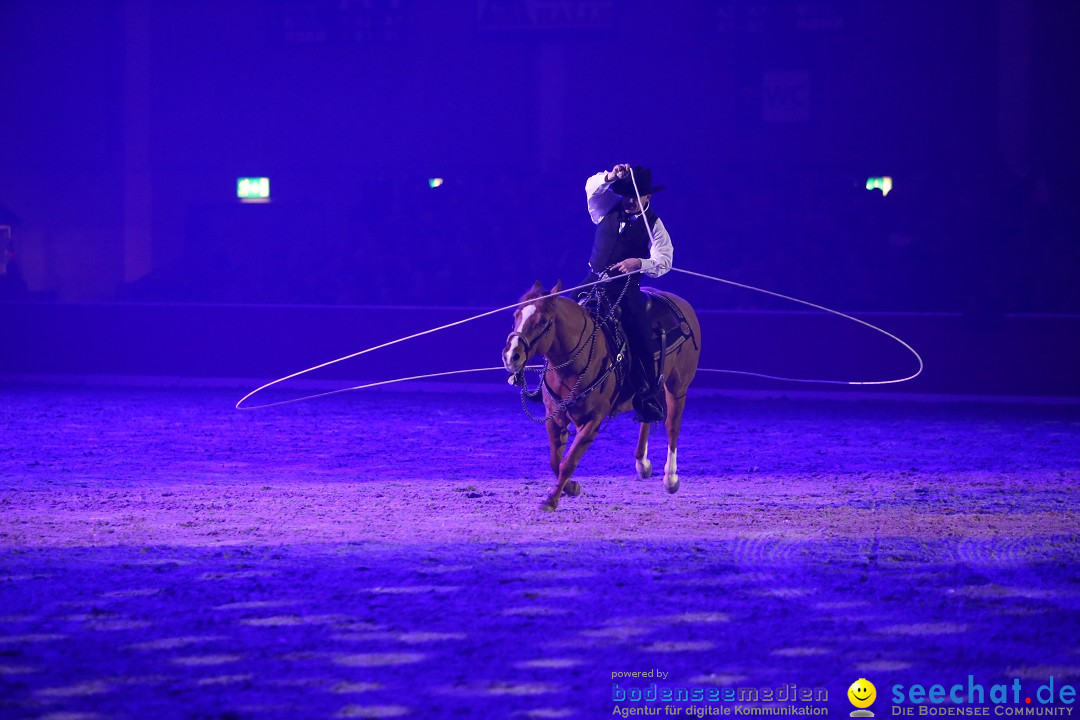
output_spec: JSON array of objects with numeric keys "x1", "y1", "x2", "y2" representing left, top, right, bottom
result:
[
  {"x1": 635, "y1": 422, "x2": 652, "y2": 479},
  {"x1": 663, "y1": 390, "x2": 686, "y2": 494},
  {"x1": 541, "y1": 418, "x2": 600, "y2": 512},
  {"x1": 545, "y1": 419, "x2": 579, "y2": 497}
]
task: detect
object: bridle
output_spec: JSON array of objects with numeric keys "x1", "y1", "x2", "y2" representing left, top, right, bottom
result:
[
  {"x1": 514, "y1": 276, "x2": 631, "y2": 424},
  {"x1": 505, "y1": 316, "x2": 553, "y2": 363}
]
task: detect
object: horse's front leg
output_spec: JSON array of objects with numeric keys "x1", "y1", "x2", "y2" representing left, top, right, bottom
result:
[
  {"x1": 634, "y1": 421, "x2": 652, "y2": 479},
  {"x1": 544, "y1": 423, "x2": 578, "y2": 496},
  {"x1": 541, "y1": 417, "x2": 601, "y2": 512},
  {"x1": 663, "y1": 391, "x2": 687, "y2": 493}
]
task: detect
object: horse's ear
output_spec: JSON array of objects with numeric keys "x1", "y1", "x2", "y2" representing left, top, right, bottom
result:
[
  {"x1": 551, "y1": 280, "x2": 563, "y2": 294},
  {"x1": 531, "y1": 279, "x2": 543, "y2": 294}
]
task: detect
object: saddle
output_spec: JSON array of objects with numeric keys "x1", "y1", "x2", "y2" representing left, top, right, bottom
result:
[{"x1": 582, "y1": 286, "x2": 696, "y2": 401}]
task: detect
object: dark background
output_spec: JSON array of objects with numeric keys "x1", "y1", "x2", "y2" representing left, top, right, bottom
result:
[{"x1": 1, "y1": 0, "x2": 1077, "y2": 314}]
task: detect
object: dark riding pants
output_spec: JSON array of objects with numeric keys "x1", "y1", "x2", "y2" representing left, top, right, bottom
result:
[{"x1": 588, "y1": 273, "x2": 659, "y2": 394}]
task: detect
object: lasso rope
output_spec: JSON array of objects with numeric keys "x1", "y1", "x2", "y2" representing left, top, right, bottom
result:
[
  {"x1": 670, "y1": 267, "x2": 923, "y2": 385},
  {"x1": 235, "y1": 273, "x2": 637, "y2": 410},
  {"x1": 236, "y1": 167, "x2": 923, "y2": 410}
]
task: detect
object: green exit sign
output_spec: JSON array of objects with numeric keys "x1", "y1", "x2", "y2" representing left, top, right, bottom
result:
[{"x1": 237, "y1": 177, "x2": 270, "y2": 201}]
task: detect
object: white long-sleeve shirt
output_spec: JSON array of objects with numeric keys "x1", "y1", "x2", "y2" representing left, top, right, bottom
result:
[{"x1": 585, "y1": 171, "x2": 673, "y2": 278}]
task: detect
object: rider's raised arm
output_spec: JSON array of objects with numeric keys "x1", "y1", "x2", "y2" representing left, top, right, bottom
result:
[
  {"x1": 641, "y1": 217, "x2": 673, "y2": 278},
  {"x1": 585, "y1": 171, "x2": 619, "y2": 225}
]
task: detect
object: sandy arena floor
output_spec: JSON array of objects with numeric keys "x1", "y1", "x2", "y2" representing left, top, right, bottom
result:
[{"x1": 1, "y1": 383, "x2": 1078, "y2": 719}]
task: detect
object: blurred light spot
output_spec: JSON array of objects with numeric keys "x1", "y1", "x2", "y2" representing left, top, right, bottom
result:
[
  {"x1": 501, "y1": 606, "x2": 570, "y2": 617},
  {"x1": 435, "y1": 682, "x2": 560, "y2": 697},
  {"x1": 656, "y1": 612, "x2": 730, "y2": 624},
  {"x1": 0, "y1": 633, "x2": 66, "y2": 643},
  {"x1": 271, "y1": 675, "x2": 333, "y2": 686},
  {"x1": 336, "y1": 706, "x2": 411, "y2": 718},
  {"x1": 539, "y1": 638, "x2": 594, "y2": 650},
  {"x1": 0, "y1": 664, "x2": 39, "y2": 674},
  {"x1": 331, "y1": 631, "x2": 462, "y2": 644},
  {"x1": 332, "y1": 682, "x2": 383, "y2": 693},
  {"x1": 581, "y1": 626, "x2": 653, "y2": 640},
  {"x1": 128, "y1": 635, "x2": 225, "y2": 651},
  {"x1": 214, "y1": 599, "x2": 303, "y2": 610},
  {"x1": 813, "y1": 601, "x2": 869, "y2": 610},
  {"x1": 101, "y1": 588, "x2": 161, "y2": 598},
  {"x1": 485, "y1": 682, "x2": 559, "y2": 696},
  {"x1": 428, "y1": 178, "x2": 444, "y2": 188},
  {"x1": 37, "y1": 681, "x2": 112, "y2": 697},
  {"x1": 855, "y1": 661, "x2": 912, "y2": 672},
  {"x1": 279, "y1": 651, "x2": 336, "y2": 662},
  {"x1": 241, "y1": 614, "x2": 345, "y2": 627},
  {"x1": 756, "y1": 587, "x2": 810, "y2": 598},
  {"x1": 197, "y1": 674, "x2": 253, "y2": 686},
  {"x1": 641, "y1": 641, "x2": 714, "y2": 652},
  {"x1": 514, "y1": 658, "x2": 583, "y2": 669},
  {"x1": 171, "y1": 654, "x2": 242, "y2": 666},
  {"x1": 771, "y1": 647, "x2": 830, "y2": 657},
  {"x1": 865, "y1": 176, "x2": 893, "y2": 197},
  {"x1": 364, "y1": 585, "x2": 459, "y2": 594},
  {"x1": 38, "y1": 714, "x2": 101, "y2": 720},
  {"x1": 334, "y1": 653, "x2": 425, "y2": 667},
  {"x1": 876, "y1": 622, "x2": 968, "y2": 636},
  {"x1": 109, "y1": 675, "x2": 173, "y2": 686},
  {"x1": 522, "y1": 711, "x2": 576, "y2": 718},
  {"x1": 89, "y1": 619, "x2": 152, "y2": 631},
  {"x1": 396, "y1": 632, "x2": 465, "y2": 643}
]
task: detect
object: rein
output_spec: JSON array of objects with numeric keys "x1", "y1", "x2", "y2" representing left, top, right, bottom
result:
[{"x1": 518, "y1": 273, "x2": 631, "y2": 424}]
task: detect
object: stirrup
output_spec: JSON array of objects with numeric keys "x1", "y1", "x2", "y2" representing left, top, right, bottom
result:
[
  {"x1": 633, "y1": 396, "x2": 666, "y2": 424},
  {"x1": 641, "y1": 373, "x2": 664, "y2": 399}
]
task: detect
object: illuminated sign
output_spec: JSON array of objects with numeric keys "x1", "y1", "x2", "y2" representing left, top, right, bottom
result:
[{"x1": 237, "y1": 177, "x2": 270, "y2": 202}]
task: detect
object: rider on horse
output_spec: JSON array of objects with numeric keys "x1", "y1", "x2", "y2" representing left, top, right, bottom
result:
[{"x1": 584, "y1": 163, "x2": 673, "y2": 423}]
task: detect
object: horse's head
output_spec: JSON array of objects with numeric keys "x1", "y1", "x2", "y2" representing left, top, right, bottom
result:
[{"x1": 502, "y1": 279, "x2": 563, "y2": 373}]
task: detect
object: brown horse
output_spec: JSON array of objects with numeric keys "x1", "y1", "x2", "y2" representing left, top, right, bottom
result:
[{"x1": 502, "y1": 280, "x2": 702, "y2": 511}]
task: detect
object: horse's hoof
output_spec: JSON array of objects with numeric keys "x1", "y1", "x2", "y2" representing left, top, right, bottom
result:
[
  {"x1": 636, "y1": 458, "x2": 653, "y2": 479},
  {"x1": 664, "y1": 474, "x2": 680, "y2": 494},
  {"x1": 540, "y1": 498, "x2": 559, "y2": 512},
  {"x1": 563, "y1": 481, "x2": 582, "y2": 497}
]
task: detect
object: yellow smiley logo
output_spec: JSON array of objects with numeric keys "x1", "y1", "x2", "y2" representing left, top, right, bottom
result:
[{"x1": 848, "y1": 678, "x2": 877, "y2": 708}]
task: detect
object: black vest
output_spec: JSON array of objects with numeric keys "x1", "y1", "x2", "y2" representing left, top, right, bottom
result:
[{"x1": 589, "y1": 207, "x2": 659, "y2": 273}]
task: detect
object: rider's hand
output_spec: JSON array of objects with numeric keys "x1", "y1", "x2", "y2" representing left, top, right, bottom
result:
[
  {"x1": 610, "y1": 258, "x2": 643, "y2": 274},
  {"x1": 605, "y1": 164, "x2": 631, "y2": 183}
]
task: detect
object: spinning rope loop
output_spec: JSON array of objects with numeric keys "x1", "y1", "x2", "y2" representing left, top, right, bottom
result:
[
  {"x1": 236, "y1": 167, "x2": 923, "y2": 410},
  {"x1": 234, "y1": 273, "x2": 638, "y2": 410}
]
